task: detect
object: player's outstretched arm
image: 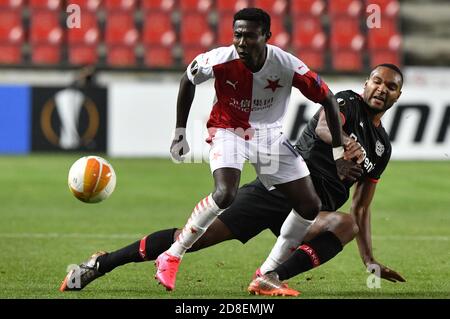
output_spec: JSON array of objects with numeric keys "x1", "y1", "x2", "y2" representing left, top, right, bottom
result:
[
  {"x1": 351, "y1": 180, "x2": 406, "y2": 282},
  {"x1": 171, "y1": 72, "x2": 196, "y2": 161}
]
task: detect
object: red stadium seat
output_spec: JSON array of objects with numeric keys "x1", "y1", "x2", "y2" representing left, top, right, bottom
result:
[
  {"x1": 328, "y1": 0, "x2": 362, "y2": 17},
  {"x1": 293, "y1": 48, "x2": 325, "y2": 71},
  {"x1": 180, "y1": 13, "x2": 214, "y2": 48},
  {"x1": 291, "y1": 16, "x2": 326, "y2": 50},
  {"x1": 141, "y1": 0, "x2": 175, "y2": 12},
  {"x1": 68, "y1": 45, "x2": 98, "y2": 65},
  {"x1": 291, "y1": 0, "x2": 325, "y2": 17},
  {"x1": 104, "y1": 0, "x2": 137, "y2": 12},
  {"x1": 105, "y1": 12, "x2": 139, "y2": 45},
  {"x1": 268, "y1": 16, "x2": 289, "y2": 49},
  {"x1": 330, "y1": 17, "x2": 364, "y2": 51},
  {"x1": 0, "y1": 0, "x2": 25, "y2": 9},
  {"x1": 31, "y1": 44, "x2": 61, "y2": 64},
  {"x1": 369, "y1": 50, "x2": 401, "y2": 68},
  {"x1": 254, "y1": 0, "x2": 287, "y2": 15},
  {"x1": 0, "y1": 11, "x2": 24, "y2": 43},
  {"x1": 216, "y1": 13, "x2": 234, "y2": 45},
  {"x1": 29, "y1": 0, "x2": 62, "y2": 10},
  {"x1": 365, "y1": 0, "x2": 400, "y2": 18},
  {"x1": 367, "y1": 18, "x2": 401, "y2": 50},
  {"x1": 331, "y1": 50, "x2": 363, "y2": 71},
  {"x1": 216, "y1": 0, "x2": 249, "y2": 13},
  {"x1": 67, "y1": 12, "x2": 99, "y2": 45},
  {"x1": 66, "y1": 0, "x2": 101, "y2": 11},
  {"x1": 0, "y1": 44, "x2": 22, "y2": 64},
  {"x1": 179, "y1": 0, "x2": 212, "y2": 13},
  {"x1": 107, "y1": 46, "x2": 136, "y2": 66},
  {"x1": 182, "y1": 46, "x2": 204, "y2": 66},
  {"x1": 30, "y1": 10, "x2": 63, "y2": 44},
  {"x1": 142, "y1": 11, "x2": 176, "y2": 47},
  {"x1": 144, "y1": 46, "x2": 173, "y2": 67}
]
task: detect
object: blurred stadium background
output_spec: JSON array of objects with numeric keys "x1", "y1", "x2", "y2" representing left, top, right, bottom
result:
[{"x1": 0, "y1": 0, "x2": 449, "y2": 299}]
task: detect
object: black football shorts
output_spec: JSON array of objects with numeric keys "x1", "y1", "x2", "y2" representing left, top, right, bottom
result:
[{"x1": 218, "y1": 175, "x2": 348, "y2": 243}]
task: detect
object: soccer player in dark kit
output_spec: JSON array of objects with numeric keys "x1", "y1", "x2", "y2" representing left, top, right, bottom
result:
[{"x1": 60, "y1": 63, "x2": 405, "y2": 296}]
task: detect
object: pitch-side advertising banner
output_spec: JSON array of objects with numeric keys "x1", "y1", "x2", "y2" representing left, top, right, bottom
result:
[
  {"x1": 109, "y1": 82, "x2": 450, "y2": 160},
  {"x1": 31, "y1": 87, "x2": 107, "y2": 152}
]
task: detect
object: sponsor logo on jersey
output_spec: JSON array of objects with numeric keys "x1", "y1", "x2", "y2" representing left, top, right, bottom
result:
[
  {"x1": 226, "y1": 80, "x2": 238, "y2": 90},
  {"x1": 375, "y1": 140, "x2": 385, "y2": 156},
  {"x1": 264, "y1": 78, "x2": 283, "y2": 92},
  {"x1": 350, "y1": 133, "x2": 376, "y2": 173}
]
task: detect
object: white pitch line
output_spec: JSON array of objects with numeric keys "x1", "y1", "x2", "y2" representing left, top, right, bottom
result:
[
  {"x1": 0, "y1": 233, "x2": 142, "y2": 239},
  {"x1": 0, "y1": 233, "x2": 448, "y2": 241}
]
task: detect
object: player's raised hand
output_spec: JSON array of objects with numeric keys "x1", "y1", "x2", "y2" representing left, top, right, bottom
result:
[
  {"x1": 368, "y1": 260, "x2": 406, "y2": 282},
  {"x1": 170, "y1": 128, "x2": 190, "y2": 163},
  {"x1": 335, "y1": 158, "x2": 363, "y2": 182},
  {"x1": 344, "y1": 140, "x2": 364, "y2": 164}
]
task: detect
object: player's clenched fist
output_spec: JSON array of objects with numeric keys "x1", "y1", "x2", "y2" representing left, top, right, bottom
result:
[{"x1": 170, "y1": 128, "x2": 190, "y2": 162}]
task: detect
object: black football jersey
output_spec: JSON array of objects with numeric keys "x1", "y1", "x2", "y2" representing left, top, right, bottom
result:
[{"x1": 295, "y1": 90, "x2": 392, "y2": 210}]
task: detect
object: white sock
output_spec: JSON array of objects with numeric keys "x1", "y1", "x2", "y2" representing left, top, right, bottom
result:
[
  {"x1": 260, "y1": 210, "x2": 315, "y2": 274},
  {"x1": 167, "y1": 194, "x2": 223, "y2": 258}
]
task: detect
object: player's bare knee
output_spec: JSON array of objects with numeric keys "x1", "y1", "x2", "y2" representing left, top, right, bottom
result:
[
  {"x1": 331, "y1": 213, "x2": 358, "y2": 244},
  {"x1": 212, "y1": 187, "x2": 237, "y2": 209}
]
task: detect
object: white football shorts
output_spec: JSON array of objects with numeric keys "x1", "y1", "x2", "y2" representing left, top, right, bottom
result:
[{"x1": 208, "y1": 128, "x2": 310, "y2": 189}]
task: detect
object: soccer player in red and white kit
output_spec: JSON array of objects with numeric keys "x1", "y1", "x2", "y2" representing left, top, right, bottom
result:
[{"x1": 154, "y1": 8, "x2": 358, "y2": 291}]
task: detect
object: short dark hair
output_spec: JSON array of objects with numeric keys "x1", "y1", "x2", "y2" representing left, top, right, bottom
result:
[
  {"x1": 233, "y1": 8, "x2": 271, "y2": 36},
  {"x1": 374, "y1": 63, "x2": 404, "y2": 83}
]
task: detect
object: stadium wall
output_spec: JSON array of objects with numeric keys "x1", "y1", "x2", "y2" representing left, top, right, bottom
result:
[{"x1": 1, "y1": 69, "x2": 449, "y2": 160}]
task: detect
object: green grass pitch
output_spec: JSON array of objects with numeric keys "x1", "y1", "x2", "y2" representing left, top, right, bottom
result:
[{"x1": 0, "y1": 155, "x2": 449, "y2": 299}]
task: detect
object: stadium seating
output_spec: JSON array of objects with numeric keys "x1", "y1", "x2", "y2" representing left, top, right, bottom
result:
[
  {"x1": 291, "y1": 16, "x2": 326, "y2": 50},
  {"x1": 328, "y1": 0, "x2": 363, "y2": 17},
  {"x1": 67, "y1": 11, "x2": 100, "y2": 65},
  {"x1": 30, "y1": 10, "x2": 63, "y2": 64},
  {"x1": 367, "y1": 18, "x2": 401, "y2": 50},
  {"x1": 179, "y1": 0, "x2": 213, "y2": 13},
  {"x1": 330, "y1": 17, "x2": 364, "y2": 51},
  {"x1": 180, "y1": 12, "x2": 214, "y2": 47},
  {"x1": 142, "y1": 11, "x2": 176, "y2": 47},
  {"x1": 293, "y1": 48, "x2": 325, "y2": 71},
  {"x1": 0, "y1": 10, "x2": 24, "y2": 44},
  {"x1": 332, "y1": 50, "x2": 363, "y2": 71},
  {"x1": 104, "y1": 0, "x2": 137, "y2": 12},
  {"x1": 216, "y1": 0, "x2": 249, "y2": 13},
  {"x1": 105, "y1": 11, "x2": 138, "y2": 66},
  {"x1": 141, "y1": 0, "x2": 176, "y2": 12},
  {"x1": 369, "y1": 49, "x2": 401, "y2": 68},
  {"x1": 0, "y1": 0, "x2": 25, "y2": 9},
  {"x1": 216, "y1": 13, "x2": 234, "y2": 46},
  {"x1": 182, "y1": 46, "x2": 204, "y2": 66},
  {"x1": 66, "y1": 0, "x2": 101, "y2": 11},
  {"x1": 254, "y1": 0, "x2": 288, "y2": 15},
  {"x1": 2, "y1": 0, "x2": 403, "y2": 71},
  {"x1": 267, "y1": 16, "x2": 289, "y2": 49},
  {"x1": 69, "y1": 46, "x2": 98, "y2": 65},
  {"x1": 291, "y1": 0, "x2": 325, "y2": 17},
  {"x1": 0, "y1": 44, "x2": 22, "y2": 64},
  {"x1": 29, "y1": 0, "x2": 62, "y2": 10},
  {"x1": 144, "y1": 46, "x2": 173, "y2": 67},
  {"x1": 365, "y1": 0, "x2": 400, "y2": 18}
]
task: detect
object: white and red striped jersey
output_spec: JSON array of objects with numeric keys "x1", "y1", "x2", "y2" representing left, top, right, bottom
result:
[{"x1": 187, "y1": 44, "x2": 329, "y2": 132}]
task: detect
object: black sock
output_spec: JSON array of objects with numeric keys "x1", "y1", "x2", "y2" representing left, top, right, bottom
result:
[
  {"x1": 274, "y1": 231, "x2": 343, "y2": 281},
  {"x1": 97, "y1": 228, "x2": 177, "y2": 273}
]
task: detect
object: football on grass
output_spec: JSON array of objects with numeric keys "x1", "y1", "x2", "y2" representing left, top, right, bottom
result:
[{"x1": 68, "y1": 156, "x2": 116, "y2": 203}]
